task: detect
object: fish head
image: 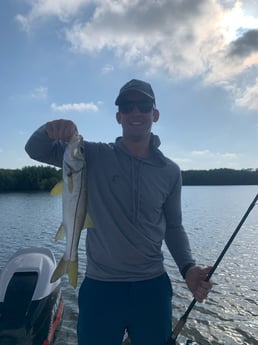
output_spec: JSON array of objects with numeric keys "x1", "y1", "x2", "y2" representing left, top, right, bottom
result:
[
  {"x1": 70, "y1": 135, "x2": 84, "y2": 160},
  {"x1": 63, "y1": 135, "x2": 85, "y2": 174},
  {"x1": 63, "y1": 134, "x2": 86, "y2": 193}
]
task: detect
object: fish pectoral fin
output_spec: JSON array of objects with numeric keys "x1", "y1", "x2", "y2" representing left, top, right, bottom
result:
[
  {"x1": 84, "y1": 213, "x2": 94, "y2": 228},
  {"x1": 50, "y1": 181, "x2": 64, "y2": 196},
  {"x1": 55, "y1": 224, "x2": 65, "y2": 241}
]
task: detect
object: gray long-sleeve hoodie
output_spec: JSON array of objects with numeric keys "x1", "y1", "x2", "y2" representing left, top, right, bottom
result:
[{"x1": 25, "y1": 125, "x2": 195, "y2": 281}]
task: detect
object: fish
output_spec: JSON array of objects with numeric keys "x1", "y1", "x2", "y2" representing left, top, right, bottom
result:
[{"x1": 51, "y1": 134, "x2": 88, "y2": 288}]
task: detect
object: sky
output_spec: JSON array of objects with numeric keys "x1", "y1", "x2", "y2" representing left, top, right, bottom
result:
[{"x1": 1, "y1": 0, "x2": 258, "y2": 170}]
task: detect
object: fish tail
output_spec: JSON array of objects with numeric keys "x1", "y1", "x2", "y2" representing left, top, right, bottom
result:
[
  {"x1": 51, "y1": 257, "x2": 68, "y2": 283},
  {"x1": 51, "y1": 257, "x2": 78, "y2": 288},
  {"x1": 67, "y1": 260, "x2": 78, "y2": 288},
  {"x1": 55, "y1": 224, "x2": 65, "y2": 241}
]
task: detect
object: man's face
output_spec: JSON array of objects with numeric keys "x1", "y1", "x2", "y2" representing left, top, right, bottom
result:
[{"x1": 116, "y1": 91, "x2": 159, "y2": 141}]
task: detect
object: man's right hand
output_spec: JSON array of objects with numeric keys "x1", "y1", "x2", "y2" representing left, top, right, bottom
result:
[{"x1": 46, "y1": 119, "x2": 78, "y2": 142}]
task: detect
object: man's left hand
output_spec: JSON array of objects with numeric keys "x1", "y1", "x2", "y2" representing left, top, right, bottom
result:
[{"x1": 185, "y1": 265, "x2": 212, "y2": 302}]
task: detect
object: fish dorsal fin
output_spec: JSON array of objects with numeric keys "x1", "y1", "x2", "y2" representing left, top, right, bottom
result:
[
  {"x1": 50, "y1": 181, "x2": 64, "y2": 196},
  {"x1": 55, "y1": 223, "x2": 65, "y2": 241}
]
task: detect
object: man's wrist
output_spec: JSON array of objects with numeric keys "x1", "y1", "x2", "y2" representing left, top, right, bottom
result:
[{"x1": 181, "y1": 262, "x2": 196, "y2": 279}]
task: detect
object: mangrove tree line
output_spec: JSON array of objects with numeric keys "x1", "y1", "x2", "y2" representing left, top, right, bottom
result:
[
  {"x1": 0, "y1": 166, "x2": 258, "y2": 192},
  {"x1": 0, "y1": 166, "x2": 62, "y2": 192}
]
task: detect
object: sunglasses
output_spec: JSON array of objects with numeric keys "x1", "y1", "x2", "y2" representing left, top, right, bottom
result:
[{"x1": 118, "y1": 101, "x2": 154, "y2": 114}]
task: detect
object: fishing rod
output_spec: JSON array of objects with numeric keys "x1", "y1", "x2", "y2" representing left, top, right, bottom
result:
[{"x1": 167, "y1": 193, "x2": 258, "y2": 345}]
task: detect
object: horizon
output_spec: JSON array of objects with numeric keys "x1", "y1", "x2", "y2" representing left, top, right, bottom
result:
[{"x1": 1, "y1": 166, "x2": 258, "y2": 173}]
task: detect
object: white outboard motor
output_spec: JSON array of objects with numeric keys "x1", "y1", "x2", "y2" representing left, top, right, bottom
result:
[{"x1": 0, "y1": 247, "x2": 64, "y2": 345}]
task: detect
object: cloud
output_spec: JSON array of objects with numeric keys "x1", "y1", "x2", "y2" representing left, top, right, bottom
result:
[
  {"x1": 9, "y1": 86, "x2": 48, "y2": 102},
  {"x1": 235, "y1": 78, "x2": 258, "y2": 110},
  {"x1": 174, "y1": 149, "x2": 239, "y2": 169},
  {"x1": 221, "y1": 152, "x2": 238, "y2": 160},
  {"x1": 228, "y1": 29, "x2": 258, "y2": 58},
  {"x1": 65, "y1": 0, "x2": 219, "y2": 78},
  {"x1": 191, "y1": 150, "x2": 211, "y2": 156},
  {"x1": 31, "y1": 86, "x2": 48, "y2": 99},
  {"x1": 101, "y1": 64, "x2": 114, "y2": 74},
  {"x1": 18, "y1": 130, "x2": 28, "y2": 136},
  {"x1": 51, "y1": 101, "x2": 98, "y2": 112},
  {"x1": 16, "y1": 0, "x2": 258, "y2": 109},
  {"x1": 191, "y1": 150, "x2": 238, "y2": 159},
  {"x1": 16, "y1": 0, "x2": 91, "y2": 30}
]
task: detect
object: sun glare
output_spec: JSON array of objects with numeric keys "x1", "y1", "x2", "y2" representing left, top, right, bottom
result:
[{"x1": 219, "y1": 2, "x2": 258, "y2": 43}]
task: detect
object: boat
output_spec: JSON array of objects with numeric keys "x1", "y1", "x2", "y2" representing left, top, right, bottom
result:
[{"x1": 0, "y1": 247, "x2": 64, "y2": 345}]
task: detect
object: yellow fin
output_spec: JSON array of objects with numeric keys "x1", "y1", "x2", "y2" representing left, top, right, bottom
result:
[
  {"x1": 50, "y1": 181, "x2": 64, "y2": 196},
  {"x1": 51, "y1": 257, "x2": 78, "y2": 288},
  {"x1": 55, "y1": 224, "x2": 65, "y2": 241},
  {"x1": 84, "y1": 213, "x2": 94, "y2": 228},
  {"x1": 51, "y1": 257, "x2": 68, "y2": 283},
  {"x1": 67, "y1": 260, "x2": 78, "y2": 288}
]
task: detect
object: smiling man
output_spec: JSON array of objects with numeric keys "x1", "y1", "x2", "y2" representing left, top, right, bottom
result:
[
  {"x1": 25, "y1": 79, "x2": 212, "y2": 345},
  {"x1": 115, "y1": 80, "x2": 159, "y2": 152}
]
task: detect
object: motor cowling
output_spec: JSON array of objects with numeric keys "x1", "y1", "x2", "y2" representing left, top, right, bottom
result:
[{"x1": 0, "y1": 248, "x2": 63, "y2": 345}]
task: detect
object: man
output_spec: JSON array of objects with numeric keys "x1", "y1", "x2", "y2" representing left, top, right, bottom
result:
[{"x1": 25, "y1": 79, "x2": 212, "y2": 345}]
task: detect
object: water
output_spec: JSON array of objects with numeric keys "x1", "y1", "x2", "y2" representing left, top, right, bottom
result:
[{"x1": 0, "y1": 186, "x2": 258, "y2": 345}]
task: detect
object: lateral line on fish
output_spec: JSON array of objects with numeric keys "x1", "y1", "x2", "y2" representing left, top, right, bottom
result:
[{"x1": 69, "y1": 164, "x2": 85, "y2": 259}]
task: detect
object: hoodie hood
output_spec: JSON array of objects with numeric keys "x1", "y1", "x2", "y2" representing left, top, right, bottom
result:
[{"x1": 114, "y1": 133, "x2": 168, "y2": 167}]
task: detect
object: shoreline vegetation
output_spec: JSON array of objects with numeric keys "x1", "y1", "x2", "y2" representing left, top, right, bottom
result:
[
  {"x1": 0, "y1": 166, "x2": 258, "y2": 192},
  {"x1": 0, "y1": 166, "x2": 258, "y2": 193}
]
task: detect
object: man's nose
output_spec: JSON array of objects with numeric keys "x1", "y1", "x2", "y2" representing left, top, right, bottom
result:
[{"x1": 131, "y1": 105, "x2": 141, "y2": 114}]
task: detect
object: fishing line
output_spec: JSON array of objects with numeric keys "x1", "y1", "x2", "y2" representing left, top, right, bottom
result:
[{"x1": 167, "y1": 193, "x2": 258, "y2": 345}]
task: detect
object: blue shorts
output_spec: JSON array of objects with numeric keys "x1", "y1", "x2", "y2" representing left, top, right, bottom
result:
[{"x1": 77, "y1": 273, "x2": 172, "y2": 345}]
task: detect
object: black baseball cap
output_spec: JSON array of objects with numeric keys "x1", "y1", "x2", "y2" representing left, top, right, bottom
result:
[{"x1": 115, "y1": 79, "x2": 155, "y2": 105}]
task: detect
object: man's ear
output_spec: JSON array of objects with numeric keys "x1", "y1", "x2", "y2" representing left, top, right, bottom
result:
[
  {"x1": 153, "y1": 109, "x2": 160, "y2": 123},
  {"x1": 116, "y1": 112, "x2": 122, "y2": 124}
]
